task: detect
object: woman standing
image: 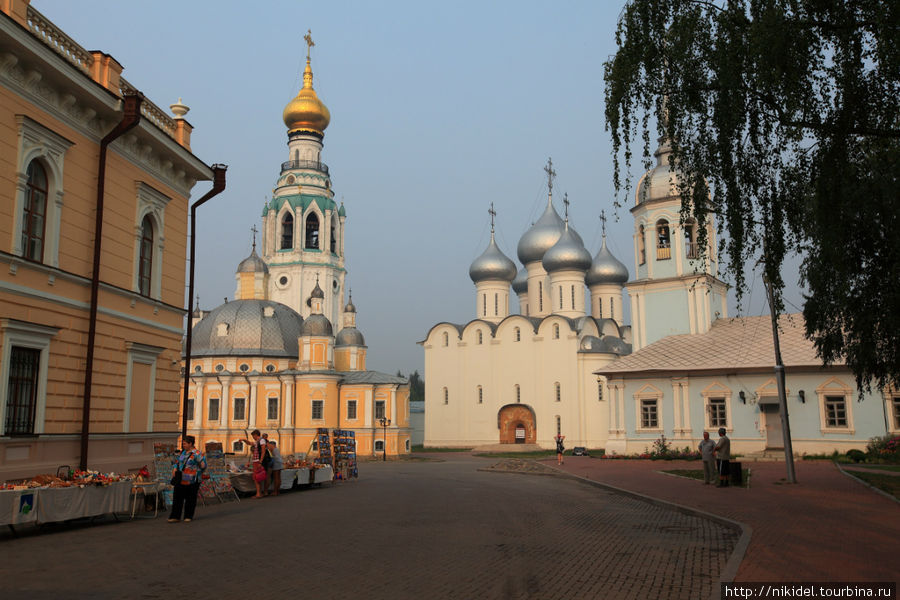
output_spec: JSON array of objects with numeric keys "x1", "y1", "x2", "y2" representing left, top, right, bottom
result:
[
  {"x1": 555, "y1": 434, "x2": 566, "y2": 465},
  {"x1": 168, "y1": 435, "x2": 207, "y2": 523},
  {"x1": 240, "y1": 430, "x2": 268, "y2": 498}
]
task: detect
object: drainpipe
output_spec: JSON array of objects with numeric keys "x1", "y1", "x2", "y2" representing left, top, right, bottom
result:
[
  {"x1": 182, "y1": 164, "x2": 227, "y2": 440},
  {"x1": 80, "y1": 93, "x2": 143, "y2": 471}
]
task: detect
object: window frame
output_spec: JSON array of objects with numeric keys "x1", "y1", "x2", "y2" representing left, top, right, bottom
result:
[
  {"x1": 347, "y1": 399, "x2": 358, "y2": 420},
  {"x1": 701, "y1": 383, "x2": 733, "y2": 433},
  {"x1": 281, "y1": 212, "x2": 294, "y2": 249},
  {"x1": 815, "y1": 377, "x2": 854, "y2": 433},
  {"x1": 138, "y1": 215, "x2": 153, "y2": 296},
  {"x1": 21, "y1": 160, "x2": 49, "y2": 263},
  {"x1": 4, "y1": 346, "x2": 41, "y2": 435},
  {"x1": 233, "y1": 397, "x2": 246, "y2": 421},
  {"x1": 208, "y1": 397, "x2": 220, "y2": 422},
  {"x1": 375, "y1": 399, "x2": 385, "y2": 420},
  {"x1": 305, "y1": 212, "x2": 320, "y2": 250},
  {"x1": 311, "y1": 399, "x2": 324, "y2": 420},
  {"x1": 267, "y1": 396, "x2": 279, "y2": 421},
  {"x1": 133, "y1": 183, "x2": 170, "y2": 301},
  {"x1": 0, "y1": 319, "x2": 59, "y2": 436},
  {"x1": 634, "y1": 384, "x2": 664, "y2": 433}
]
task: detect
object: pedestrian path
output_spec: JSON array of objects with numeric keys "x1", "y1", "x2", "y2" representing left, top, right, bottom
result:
[{"x1": 542, "y1": 458, "x2": 899, "y2": 583}]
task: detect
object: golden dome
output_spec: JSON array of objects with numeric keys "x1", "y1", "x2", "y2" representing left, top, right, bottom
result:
[{"x1": 282, "y1": 58, "x2": 330, "y2": 135}]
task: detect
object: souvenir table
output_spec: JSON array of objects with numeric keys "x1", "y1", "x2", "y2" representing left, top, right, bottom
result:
[
  {"x1": 278, "y1": 467, "x2": 310, "y2": 489},
  {"x1": 0, "y1": 480, "x2": 131, "y2": 527},
  {"x1": 309, "y1": 465, "x2": 333, "y2": 484},
  {"x1": 0, "y1": 488, "x2": 38, "y2": 526},
  {"x1": 228, "y1": 472, "x2": 257, "y2": 494}
]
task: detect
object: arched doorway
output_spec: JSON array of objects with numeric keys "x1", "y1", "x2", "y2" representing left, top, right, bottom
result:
[{"x1": 497, "y1": 404, "x2": 536, "y2": 444}]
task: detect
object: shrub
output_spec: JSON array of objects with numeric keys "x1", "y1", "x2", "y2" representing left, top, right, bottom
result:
[
  {"x1": 866, "y1": 435, "x2": 900, "y2": 463},
  {"x1": 846, "y1": 449, "x2": 866, "y2": 463}
]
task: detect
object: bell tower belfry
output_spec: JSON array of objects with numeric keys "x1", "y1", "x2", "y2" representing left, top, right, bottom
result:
[
  {"x1": 260, "y1": 31, "x2": 345, "y2": 328},
  {"x1": 626, "y1": 137, "x2": 728, "y2": 350}
]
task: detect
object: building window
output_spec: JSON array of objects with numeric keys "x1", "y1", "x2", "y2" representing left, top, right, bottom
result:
[
  {"x1": 555, "y1": 382, "x2": 561, "y2": 402},
  {"x1": 598, "y1": 297, "x2": 603, "y2": 318},
  {"x1": 559, "y1": 286, "x2": 563, "y2": 310},
  {"x1": 443, "y1": 387, "x2": 448, "y2": 405},
  {"x1": 515, "y1": 384, "x2": 520, "y2": 403},
  {"x1": 232, "y1": 441, "x2": 244, "y2": 452},
  {"x1": 4, "y1": 347, "x2": 41, "y2": 434},
  {"x1": 684, "y1": 220, "x2": 699, "y2": 259},
  {"x1": 442, "y1": 332, "x2": 449, "y2": 347},
  {"x1": 598, "y1": 382, "x2": 604, "y2": 402},
  {"x1": 556, "y1": 415, "x2": 561, "y2": 436},
  {"x1": 186, "y1": 398, "x2": 195, "y2": 422},
  {"x1": 477, "y1": 386, "x2": 483, "y2": 404},
  {"x1": 539, "y1": 281, "x2": 543, "y2": 312},
  {"x1": 347, "y1": 399, "x2": 357, "y2": 420},
  {"x1": 330, "y1": 218, "x2": 337, "y2": 253},
  {"x1": 312, "y1": 399, "x2": 324, "y2": 420},
  {"x1": 21, "y1": 160, "x2": 48, "y2": 262},
  {"x1": 281, "y1": 213, "x2": 293, "y2": 249},
  {"x1": 553, "y1": 324, "x2": 560, "y2": 339},
  {"x1": 494, "y1": 293, "x2": 499, "y2": 316},
  {"x1": 477, "y1": 330, "x2": 483, "y2": 345},
  {"x1": 405, "y1": 439, "x2": 410, "y2": 452},
  {"x1": 656, "y1": 219, "x2": 671, "y2": 260},
  {"x1": 239, "y1": 363, "x2": 249, "y2": 372},
  {"x1": 267, "y1": 397, "x2": 279, "y2": 420},
  {"x1": 708, "y1": 397, "x2": 727, "y2": 427},
  {"x1": 641, "y1": 399, "x2": 658, "y2": 429},
  {"x1": 265, "y1": 364, "x2": 276, "y2": 373},
  {"x1": 483, "y1": 294, "x2": 487, "y2": 317},
  {"x1": 233, "y1": 397, "x2": 246, "y2": 421},
  {"x1": 514, "y1": 327, "x2": 521, "y2": 342},
  {"x1": 305, "y1": 213, "x2": 320, "y2": 249},
  {"x1": 208, "y1": 398, "x2": 220, "y2": 421},
  {"x1": 825, "y1": 396, "x2": 847, "y2": 428},
  {"x1": 137, "y1": 215, "x2": 154, "y2": 296},
  {"x1": 215, "y1": 364, "x2": 224, "y2": 372},
  {"x1": 375, "y1": 400, "x2": 385, "y2": 420},
  {"x1": 374, "y1": 440, "x2": 384, "y2": 452},
  {"x1": 610, "y1": 298, "x2": 615, "y2": 319},
  {"x1": 638, "y1": 224, "x2": 646, "y2": 265},
  {"x1": 571, "y1": 285, "x2": 575, "y2": 310}
]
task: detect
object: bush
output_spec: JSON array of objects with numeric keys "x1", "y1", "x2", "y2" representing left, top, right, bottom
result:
[
  {"x1": 866, "y1": 435, "x2": 900, "y2": 463},
  {"x1": 846, "y1": 449, "x2": 866, "y2": 463}
]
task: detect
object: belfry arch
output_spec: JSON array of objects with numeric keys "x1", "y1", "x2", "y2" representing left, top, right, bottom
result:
[{"x1": 497, "y1": 404, "x2": 536, "y2": 444}]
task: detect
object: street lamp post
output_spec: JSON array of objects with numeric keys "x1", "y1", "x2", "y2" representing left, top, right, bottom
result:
[{"x1": 378, "y1": 417, "x2": 391, "y2": 461}]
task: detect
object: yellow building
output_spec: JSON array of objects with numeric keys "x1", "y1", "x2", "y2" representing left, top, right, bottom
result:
[
  {"x1": 0, "y1": 0, "x2": 216, "y2": 479},
  {"x1": 182, "y1": 39, "x2": 410, "y2": 459}
]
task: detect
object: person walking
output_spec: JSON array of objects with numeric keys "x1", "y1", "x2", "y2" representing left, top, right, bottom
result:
[
  {"x1": 699, "y1": 432, "x2": 716, "y2": 485},
  {"x1": 555, "y1": 434, "x2": 566, "y2": 465},
  {"x1": 168, "y1": 435, "x2": 207, "y2": 523},
  {"x1": 714, "y1": 427, "x2": 731, "y2": 487},
  {"x1": 267, "y1": 439, "x2": 284, "y2": 495}
]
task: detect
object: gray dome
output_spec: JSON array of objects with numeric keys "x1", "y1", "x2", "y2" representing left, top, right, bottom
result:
[
  {"x1": 310, "y1": 281, "x2": 325, "y2": 299},
  {"x1": 579, "y1": 334, "x2": 631, "y2": 355},
  {"x1": 300, "y1": 313, "x2": 333, "y2": 336},
  {"x1": 336, "y1": 327, "x2": 365, "y2": 346},
  {"x1": 586, "y1": 237, "x2": 629, "y2": 286},
  {"x1": 542, "y1": 224, "x2": 592, "y2": 273},
  {"x1": 511, "y1": 267, "x2": 528, "y2": 294},
  {"x1": 344, "y1": 299, "x2": 356, "y2": 313},
  {"x1": 636, "y1": 137, "x2": 686, "y2": 204},
  {"x1": 188, "y1": 299, "x2": 302, "y2": 357},
  {"x1": 236, "y1": 249, "x2": 268, "y2": 274},
  {"x1": 517, "y1": 201, "x2": 585, "y2": 265},
  {"x1": 469, "y1": 234, "x2": 517, "y2": 283}
]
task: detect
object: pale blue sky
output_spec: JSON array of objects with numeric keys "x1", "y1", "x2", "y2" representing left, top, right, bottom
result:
[{"x1": 38, "y1": 0, "x2": 804, "y2": 375}]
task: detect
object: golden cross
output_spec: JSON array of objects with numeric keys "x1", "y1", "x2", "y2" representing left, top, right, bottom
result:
[{"x1": 304, "y1": 29, "x2": 315, "y2": 61}]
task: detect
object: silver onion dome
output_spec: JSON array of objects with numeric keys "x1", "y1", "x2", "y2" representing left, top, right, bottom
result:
[
  {"x1": 542, "y1": 224, "x2": 592, "y2": 273},
  {"x1": 188, "y1": 299, "x2": 302, "y2": 357},
  {"x1": 344, "y1": 299, "x2": 356, "y2": 313},
  {"x1": 336, "y1": 327, "x2": 365, "y2": 346},
  {"x1": 469, "y1": 234, "x2": 517, "y2": 283},
  {"x1": 586, "y1": 237, "x2": 629, "y2": 286},
  {"x1": 511, "y1": 267, "x2": 528, "y2": 295},
  {"x1": 299, "y1": 313, "x2": 333, "y2": 336},
  {"x1": 636, "y1": 137, "x2": 686, "y2": 205},
  {"x1": 236, "y1": 248, "x2": 269, "y2": 274},
  {"x1": 517, "y1": 201, "x2": 564, "y2": 265},
  {"x1": 310, "y1": 280, "x2": 325, "y2": 299}
]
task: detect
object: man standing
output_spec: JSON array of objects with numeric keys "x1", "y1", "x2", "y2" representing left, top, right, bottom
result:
[
  {"x1": 699, "y1": 432, "x2": 716, "y2": 485},
  {"x1": 714, "y1": 427, "x2": 731, "y2": 487}
]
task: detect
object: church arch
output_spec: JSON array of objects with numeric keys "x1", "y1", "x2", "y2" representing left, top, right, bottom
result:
[
  {"x1": 280, "y1": 212, "x2": 294, "y2": 249},
  {"x1": 497, "y1": 404, "x2": 536, "y2": 444},
  {"x1": 305, "y1": 212, "x2": 320, "y2": 249}
]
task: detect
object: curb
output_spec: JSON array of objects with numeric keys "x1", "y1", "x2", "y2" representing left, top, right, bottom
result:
[
  {"x1": 543, "y1": 463, "x2": 752, "y2": 600},
  {"x1": 833, "y1": 461, "x2": 900, "y2": 506}
]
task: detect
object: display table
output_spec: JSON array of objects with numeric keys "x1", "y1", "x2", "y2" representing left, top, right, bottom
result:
[
  {"x1": 0, "y1": 488, "x2": 38, "y2": 526},
  {"x1": 1, "y1": 481, "x2": 131, "y2": 528},
  {"x1": 309, "y1": 466, "x2": 333, "y2": 484},
  {"x1": 228, "y1": 472, "x2": 257, "y2": 494},
  {"x1": 130, "y1": 482, "x2": 162, "y2": 519},
  {"x1": 279, "y1": 467, "x2": 309, "y2": 490}
]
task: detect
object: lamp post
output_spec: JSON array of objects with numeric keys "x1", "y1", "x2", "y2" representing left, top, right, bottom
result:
[{"x1": 378, "y1": 417, "x2": 391, "y2": 461}]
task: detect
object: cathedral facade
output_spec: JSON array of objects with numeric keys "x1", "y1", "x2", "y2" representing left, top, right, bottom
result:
[
  {"x1": 423, "y1": 141, "x2": 897, "y2": 454},
  {"x1": 182, "y1": 44, "x2": 411, "y2": 459}
]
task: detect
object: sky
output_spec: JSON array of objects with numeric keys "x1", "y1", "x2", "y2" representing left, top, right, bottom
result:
[{"x1": 38, "y1": 0, "x2": 806, "y2": 376}]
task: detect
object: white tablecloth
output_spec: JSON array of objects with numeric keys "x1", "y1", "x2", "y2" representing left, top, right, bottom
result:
[
  {"x1": 310, "y1": 466, "x2": 333, "y2": 484},
  {"x1": 37, "y1": 481, "x2": 131, "y2": 522},
  {"x1": 0, "y1": 488, "x2": 39, "y2": 525},
  {"x1": 279, "y1": 468, "x2": 309, "y2": 489},
  {"x1": 228, "y1": 472, "x2": 256, "y2": 493}
]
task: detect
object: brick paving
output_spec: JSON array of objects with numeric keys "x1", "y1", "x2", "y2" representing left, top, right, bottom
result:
[
  {"x1": 543, "y1": 457, "x2": 900, "y2": 588},
  {"x1": 2, "y1": 454, "x2": 738, "y2": 599}
]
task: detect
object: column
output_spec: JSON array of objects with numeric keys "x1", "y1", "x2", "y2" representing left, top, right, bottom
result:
[
  {"x1": 283, "y1": 380, "x2": 293, "y2": 427},
  {"x1": 249, "y1": 382, "x2": 258, "y2": 428}
]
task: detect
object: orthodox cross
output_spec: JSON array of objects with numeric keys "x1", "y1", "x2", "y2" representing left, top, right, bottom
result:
[
  {"x1": 600, "y1": 209, "x2": 607, "y2": 238},
  {"x1": 544, "y1": 157, "x2": 557, "y2": 196},
  {"x1": 250, "y1": 224, "x2": 258, "y2": 251},
  {"x1": 304, "y1": 29, "x2": 315, "y2": 61},
  {"x1": 488, "y1": 202, "x2": 497, "y2": 234},
  {"x1": 563, "y1": 193, "x2": 570, "y2": 221}
]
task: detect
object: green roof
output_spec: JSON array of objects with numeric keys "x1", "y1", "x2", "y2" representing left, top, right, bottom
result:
[{"x1": 269, "y1": 193, "x2": 337, "y2": 216}]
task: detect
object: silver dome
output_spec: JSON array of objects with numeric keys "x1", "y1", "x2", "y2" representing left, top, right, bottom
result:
[
  {"x1": 517, "y1": 201, "x2": 585, "y2": 265},
  {"x1": 300, "y1": 313, "x2": 333, "y2": 336},
  {"x1": 336, "y1": 327, "x2": 365, "y2": 346},
  {"x1": 542, "y1": 224, "x2": 591, "y2": 273},
  {"x1": 344, "y1": 300, "x2": 356, "y2": 313},
  {"x1": 636, "y1": 137, "x2": 686, "y2": 205},
  {"x1": 469, "y1": 234, "x2": 517, "y2": 283},
  {"x1": 188, "y1": 299, "x2": 302, "y2": 357},
  {"x1": 310, "y1": 280, "x2": 325, "y2": 299},
  {"x1": 236, "y1": 249, "x2": 269, "y2": 274},
  {"x1": 586, "y1": 237, "x2": 629, "y2": 286},
  {"x1": 511, "y1": 267, "x2": 528, "y2": 294}
]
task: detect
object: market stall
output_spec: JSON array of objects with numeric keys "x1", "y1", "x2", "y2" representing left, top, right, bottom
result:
[{"x1": 1, "y1": 473, "x2": 133, "y2": 529}]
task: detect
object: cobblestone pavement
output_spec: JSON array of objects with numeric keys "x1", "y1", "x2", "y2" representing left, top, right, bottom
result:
[{"x1": 2, "y1": 454, "x2": 738, "y2": 600}]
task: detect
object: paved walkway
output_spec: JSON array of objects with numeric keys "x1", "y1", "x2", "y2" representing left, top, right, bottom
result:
[{"x1": 541, "y1": 457, "x2": 900, "y2": 585}]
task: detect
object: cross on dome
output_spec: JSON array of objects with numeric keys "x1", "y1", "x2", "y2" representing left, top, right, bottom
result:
[
  {"x1": 600, "y1": 209, "x2": 607, "y2": 238},
  {"x1": 304, "y1": 29, "x2": 315, "y2": 61},
  {"x1": 544, "y1": 157, "x2": 557, "y2": 199},
  {"x1": 250, "y1": 224, "x2": 258, "y2": 251},
  {"x1": 488, "y1": 202, "x2": 497, "y2": 234},
  {"x1": 563, "y1": 192, "x2": 570, "y2": 223}
]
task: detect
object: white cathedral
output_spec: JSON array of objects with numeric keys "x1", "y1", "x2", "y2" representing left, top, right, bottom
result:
[{"x1": 423, "y1": 142, "x2": 898, "y2": 455}]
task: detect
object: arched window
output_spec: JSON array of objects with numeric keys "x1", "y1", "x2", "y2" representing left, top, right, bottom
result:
[
  {"x1": 555, "y1": 382, "x2": 561, "y2": 402},
  {"x1": 330, "y1": 218, "x2": 337, "y2": 253},
  {"x1": 558, "y1": 286, "x2": 563, "y2": 309},
  {"x1": 138, "y1": 215, "x2": 153, "y2": 296},
  {"x1": 483, "y1": 294, "x2": 487, "y2": 317},
  {"x1": 494, "y1": 293, "x2": 498, "y2": 316},
  {"x1": 656, "y1": 219, "x2": 671, "y2": 260},
  {"x1": 638, "y1": 224, "x2": 646, "y2": 265},
  {"x1": 570, "y1": 285, "x2": 575, "y2": 310},
  {"x1": 598, "y1": 297, "x2": 603, "y2": 318},
  {"x1": 514, "y1": 327, "x2": 521, "y2": 342},
  {"x1": 443, "y1": 387, "x2": 448, "y2": 404},
  {"x1": 305, "y1": 213, "x2": 320, "y2": 249},
  {"x1": 22, "y1": 160, "x2": 48, "y2": 262},
  {"x1": 538, "y1": 281, "x2": 543, "y2": 312},
  {"x1": 280, "y1": 213, "x2": 293, "y2": 249},
  {"x1": 684, "y1": 220, "x2": 698, "y2": 258},
  {"x1": 477, "y1": 385, "x2": 483, "y2": 404},
  {"x1": 476, "y1": 330, "x2": 483, "y2": 345},
  {"x1": 442, "y1": 332, "x2": 449, "y2": 347},
  {"x1": 515, "y1": 384, "x2": 520, "y2": 403},
  {"x1": 553, "y1": 324, "x2": 560, "y2": 339}
]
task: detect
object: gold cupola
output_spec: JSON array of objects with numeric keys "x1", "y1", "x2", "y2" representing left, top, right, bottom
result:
[{"x1": 282, "y1": 35, "x2": 330, "y2": 135}]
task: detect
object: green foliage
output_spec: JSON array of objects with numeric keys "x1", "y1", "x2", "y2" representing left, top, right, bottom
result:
[
  {"x1": 396, "y1": 370, "x2": 425, "y2": 403},
  {"x1": 846, "y1": 449, "x2": 866, "y2": 464},
  {"x1": 866, "y1": 435, "x2": 900, "y2": 463},
  {"x1": 645, "y1": 435, "x2": 702, "y2": 460},
  {"x1": 845, "y1": 470, "x2": 900, "y2": 501},
  {"x1": 604, "y1": 0, "x2": 900, "y2": 392}
]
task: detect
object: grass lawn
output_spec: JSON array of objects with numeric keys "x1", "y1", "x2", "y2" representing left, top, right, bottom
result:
[
  {"x1": 845, "y1": 470, "x2": 900, "y2": 501},
  {"x1": 411, "y1": 445, "x2": 473, "y2": 453},
  {"x1": 845, "y1": 464, "x2": 900, "y2": 473},
  {"x1": 662, "y1": 468, "x2": 751, "y2": 487},
  {"x1": 473, "y1": 450, "x2": 557, "y2": 459}
]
